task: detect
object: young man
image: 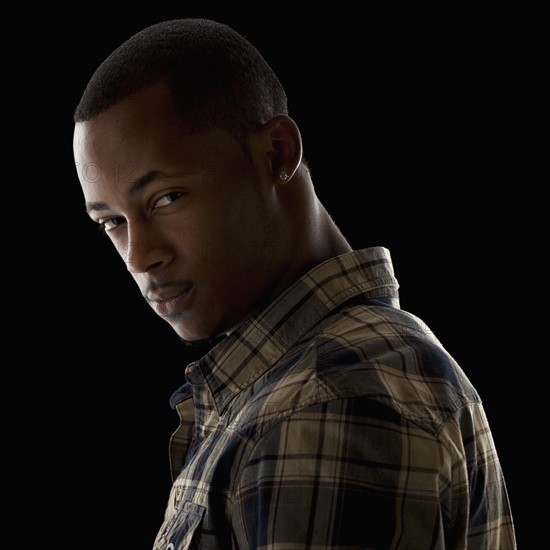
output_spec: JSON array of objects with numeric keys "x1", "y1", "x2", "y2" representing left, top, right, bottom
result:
[{"x1": 73, "y1": 18, "x2": 516, "y2": 549}]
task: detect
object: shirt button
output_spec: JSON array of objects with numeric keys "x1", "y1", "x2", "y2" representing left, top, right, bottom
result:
[{"x1": 167, "y1": 544, "x2": 175, "y2": 550}]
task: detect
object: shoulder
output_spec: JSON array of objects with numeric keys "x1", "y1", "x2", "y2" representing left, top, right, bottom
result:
[{"x1": 297, "y1": 301, "x2": 481, "y2": 434}]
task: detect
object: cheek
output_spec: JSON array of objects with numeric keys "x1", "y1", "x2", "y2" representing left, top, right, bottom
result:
[
  {"x1": 197, "y1": 196, "x2": 265, "y2": 252},
  {"x1": 101, "y1": 232, "x2": 129, "y2": 266},
  {"x1": 164, "y1": 182, "x2": 273, "y2": 272}
]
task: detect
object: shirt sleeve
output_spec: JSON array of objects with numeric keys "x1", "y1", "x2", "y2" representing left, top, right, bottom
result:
[{"x1": 231, "y1": 395, "x2": 516, "y2": 550}]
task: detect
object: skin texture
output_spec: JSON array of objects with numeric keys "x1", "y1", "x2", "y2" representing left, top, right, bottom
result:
[{"x1": 74, "y1": 81, "x2": 351, "y2": 341}]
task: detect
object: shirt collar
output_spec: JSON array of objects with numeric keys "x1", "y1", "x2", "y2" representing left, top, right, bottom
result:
[{"x1": 173, "y1": 246, "x2": 399, "y2": 413}]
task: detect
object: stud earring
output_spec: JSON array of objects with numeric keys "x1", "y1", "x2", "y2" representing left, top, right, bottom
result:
[{"x1": 279, "y1": 170, "x2": 289, "y2": 181}]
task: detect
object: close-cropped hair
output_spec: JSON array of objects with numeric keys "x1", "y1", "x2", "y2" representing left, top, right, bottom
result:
[{"x1": 74, "y1": 18, "x2": 288, "y2": 143}]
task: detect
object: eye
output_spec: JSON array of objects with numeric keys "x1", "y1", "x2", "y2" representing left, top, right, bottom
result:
[
  {"x1": 154, "y1": 191, "x2": 184, "y2": 209},
  {"x1": 98, "y1": 216, "x2": 126, "y2": 233}
]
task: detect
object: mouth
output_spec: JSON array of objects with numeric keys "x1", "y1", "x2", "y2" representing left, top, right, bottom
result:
[{"x1": 146, "y1": 284, "x2": 195, "y2": 317}]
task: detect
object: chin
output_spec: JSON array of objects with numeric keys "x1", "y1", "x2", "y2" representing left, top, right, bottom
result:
[
  {"x1": 172, "y1": 325, "x2": 209, "y2": 343},
  {"x1": 173, "y1": 326, "x2": 228, "y2": 355},
  {"x1": 169, "y1": 317, "x2": 224, "y2": 344}
]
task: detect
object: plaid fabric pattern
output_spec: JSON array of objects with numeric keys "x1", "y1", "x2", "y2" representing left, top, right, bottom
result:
[{"x1": 154, "y1": 247, "x2": 516, "y2": 549}]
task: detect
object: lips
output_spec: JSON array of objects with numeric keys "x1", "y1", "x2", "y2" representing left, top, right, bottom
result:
[{"x1": 146, "y1": 283, "x2": 195, "y2": 316}]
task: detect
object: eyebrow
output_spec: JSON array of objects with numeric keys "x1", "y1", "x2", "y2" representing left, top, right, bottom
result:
[{"x1": 85, "y1": 170, "x2": 177, "y2": 214}]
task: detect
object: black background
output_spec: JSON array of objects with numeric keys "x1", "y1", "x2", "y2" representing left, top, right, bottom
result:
[{"x1": 30, "y1": 6, "x2": 530, "y2": 548}]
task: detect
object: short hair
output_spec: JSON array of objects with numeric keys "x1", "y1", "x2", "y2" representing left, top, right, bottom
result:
[{"x1": 73, "y1": 19, "x2": 288, "y2": 142}]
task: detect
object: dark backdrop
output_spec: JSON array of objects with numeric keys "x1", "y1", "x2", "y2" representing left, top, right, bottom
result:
[{"x1": 35, "y1": 8, "x2": 527, "y2": 548}]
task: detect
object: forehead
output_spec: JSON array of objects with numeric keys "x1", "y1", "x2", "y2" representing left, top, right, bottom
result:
[
  {"x1": 73, "y1": 86, "x2": 246, "y2": 203},
  {"x1": 73, "y1": 82, "x2": 182, "y2": 164}
]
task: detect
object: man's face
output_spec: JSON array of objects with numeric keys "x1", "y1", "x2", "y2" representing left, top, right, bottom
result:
[{"x1": 74, "y1": 83, "x2": 286, "y2": 341}]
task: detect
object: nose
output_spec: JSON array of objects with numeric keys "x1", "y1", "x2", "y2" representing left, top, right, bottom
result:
[{"x1": 122, "y1": 221, "x2": 174, "y2": 273}]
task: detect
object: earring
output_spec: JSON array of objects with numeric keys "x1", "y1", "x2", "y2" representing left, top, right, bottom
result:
[{"x1": 279, "y1": 170, "x2": 289, "y2": 181}]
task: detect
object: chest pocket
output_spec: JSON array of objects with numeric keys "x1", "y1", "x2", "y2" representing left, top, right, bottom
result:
[{"x1": 156, "y1": 501, "x2": 206, "y2": 550}]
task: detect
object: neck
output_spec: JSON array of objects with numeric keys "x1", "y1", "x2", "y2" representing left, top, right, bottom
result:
[
  {"x1": 275, "y1": 170, "x2": 353, "y2": 290},
  {"x1": 225, "y1": 177, "x2": 352, "y2": 336},
  {"x1": 297, "y1": 199, "x2": 352, "y2": 276}
]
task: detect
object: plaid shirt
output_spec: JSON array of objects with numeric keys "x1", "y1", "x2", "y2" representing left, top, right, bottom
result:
[{"x1": 153, "y1": 247, "x2": 516, "y2": 549}]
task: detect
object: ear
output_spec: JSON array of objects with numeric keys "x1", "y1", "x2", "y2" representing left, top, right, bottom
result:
[{"x1": 249, "y1": 115, "x2": 303, "y2": 183}]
